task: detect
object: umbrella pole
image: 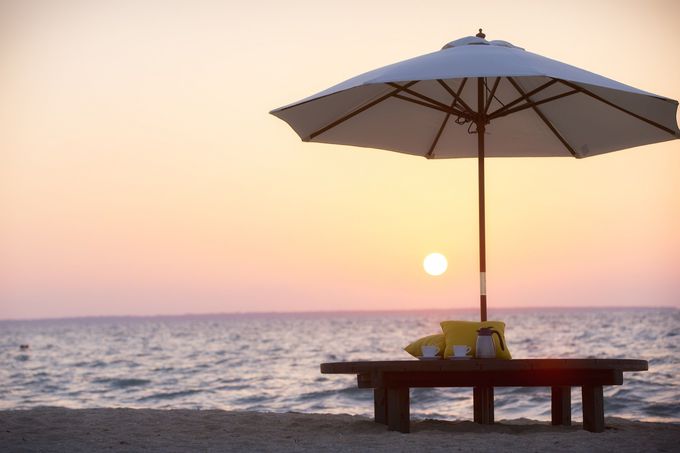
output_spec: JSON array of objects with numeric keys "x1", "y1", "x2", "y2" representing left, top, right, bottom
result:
[{"x1": 477, "y1": 77, "x2": 487, "y2": 322}]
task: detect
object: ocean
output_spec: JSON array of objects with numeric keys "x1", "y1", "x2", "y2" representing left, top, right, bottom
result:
[{"x1": 1, "y1": 307, "x2": 678, "y2": 422}]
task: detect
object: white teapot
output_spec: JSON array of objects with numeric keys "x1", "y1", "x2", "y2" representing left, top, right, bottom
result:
[{"x1": 475, "y1": 327, "x2": 505, "y2": 358}]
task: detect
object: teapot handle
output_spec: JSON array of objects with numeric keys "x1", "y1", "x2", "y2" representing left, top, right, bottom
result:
[{"x1": 491, "y1": 330, "x2": 505, "y2": 351}]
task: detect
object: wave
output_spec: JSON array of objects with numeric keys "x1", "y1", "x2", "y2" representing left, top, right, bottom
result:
[
  {"x1": 93, "y1": 378, "x2": 152, "y2": 389},
  {"x1": 1, "y1": 308, "x2": 678, "y2": 422},
  {"x1": 137, "y1": 389, "x2": 204, "y2": 401}
]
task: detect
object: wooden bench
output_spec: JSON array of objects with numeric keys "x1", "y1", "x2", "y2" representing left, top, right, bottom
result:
[{"x1": 320, "y1": 359, "x2": 647, "y2": 433}]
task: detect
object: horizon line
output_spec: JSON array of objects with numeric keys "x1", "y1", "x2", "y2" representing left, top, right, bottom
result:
[{"x1": 1, "y1": 304, "x2": 677, "y2": 322}]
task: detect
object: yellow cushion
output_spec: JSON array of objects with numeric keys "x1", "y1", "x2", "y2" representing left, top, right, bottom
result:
[
  {"x1": 403, "y1": 333, "x2": 446, "y2": 358},
  {"x1": 440, "y1": 320, "x2": 511, "y2": 360}
]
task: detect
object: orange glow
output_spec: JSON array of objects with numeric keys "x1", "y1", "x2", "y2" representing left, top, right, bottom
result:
[{"x1": 1, "y1": 0, "x2": 679, "y2": 319}]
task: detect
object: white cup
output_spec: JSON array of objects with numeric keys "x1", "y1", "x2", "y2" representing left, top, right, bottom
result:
[
  {"x1": 421, "y1": 345, "x2": 439, "y2": 357},
  {"x1": 452, "y1": 345, "x2": 471, "y2": 357}
]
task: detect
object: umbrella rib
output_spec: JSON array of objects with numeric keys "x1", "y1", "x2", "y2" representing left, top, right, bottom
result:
[
  {"x1": 387, "y1": 82, "x2": 473, "y2": 119},
  {"x1": 426, "y1": 79, "x2": 470, "y2": 158},
  {"x1": 555, "y1": 79, "x2": 678, "y2": 136},
  {"x1": 426, "y1": 112, "x2": 451, "y2": 159},
  {"x1": 438, "y1": 77, "x2": 468, "y2": 113},
  {"x1": 308, "y1": 81, "x2": 419, "y2": 140},
  {"x1": 484, "y1": 77, "x2": 502, "y2": 114},
  {"x1": 507, "y1": 77, "x2": 578, "y2": 158},
  {"x1": 437, "y1": 79, "x2": 475, "y2": 115},
  {"x1": 390, "y1": 94, "x2": 471, "y2": 120},
  {"x1": 488, "y1": 79, "x2": 558, "y2": 119},
  {"x1": 448, "y1": 77, "x2": 469, "y2": 115},
  {"x1": 391, "y1": 93, "x2": 459, "y2": 116},
  {"x1": 491, "y1": 89, "x2": 580, "y2": 118}
]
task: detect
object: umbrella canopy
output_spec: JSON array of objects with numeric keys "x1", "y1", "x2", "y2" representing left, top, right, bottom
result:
[{"x1": 270, "y1": 30, "x2": 680, "y2": 320}]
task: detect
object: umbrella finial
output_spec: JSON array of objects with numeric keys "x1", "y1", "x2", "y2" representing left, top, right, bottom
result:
[{"x1": 476, "y1": 28, "x2": 486, "y2": 39}]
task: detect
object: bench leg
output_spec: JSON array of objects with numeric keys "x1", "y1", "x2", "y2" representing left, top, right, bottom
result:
[
  {"x1": 473, "y1": 386, "x2": 494, "y2": 424},
  {"x1": 374, "y1": 388, "x2": 387, "y2": 425},
  {"x1": 582, "y1": 385, "x2": 605, "y2": 433},
  {"x1": 386, "y1": 387, "x2": 410, "y2": 433},
  {"x1": 551, "y1": 386, "x2": 572, "y2": 426}
]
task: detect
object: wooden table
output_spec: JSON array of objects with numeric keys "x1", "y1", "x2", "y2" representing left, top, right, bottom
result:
[{"x1": 320, "y1": 359, "x2": 647, "y2": 433}]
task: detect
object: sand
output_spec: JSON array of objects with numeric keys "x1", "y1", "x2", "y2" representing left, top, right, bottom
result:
[{"x1": 1, "y1": 408, "x2": 679, "y2": 452}]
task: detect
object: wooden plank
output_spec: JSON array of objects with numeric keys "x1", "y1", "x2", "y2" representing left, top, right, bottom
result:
[
  {"x1": 320, "y1": 359, "x2": 648, "y2": 374},
  {"x1": 473, "y1": 386, "x2": 494, "y2": 424},
  {"x1": 357, "y1": 373, "x2": 372, "y2": 389},
  {"x1": 370, "y1": 370, "x2": 384, "y2": 389},
  {"x1": 582, "y1": 385, "x2": 605, "y2": 433},
  {"x1": 387, "y1": 387, "x2": 410, "y2": 433},
  {"x1": 551, "y1": 386, "x2": 571, "y2": 426},
  {"x1": 375, "y1": 369, "x2": 622, "y2": 388},
  {"x1": 374, "y1": 388, "x2": 387, "y2": 425}
]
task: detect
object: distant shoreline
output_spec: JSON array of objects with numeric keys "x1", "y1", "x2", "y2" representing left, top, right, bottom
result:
[
  {"x1": 0, "y1": 305, "x2": 677, "y2": 323},
  {"x1": 1, "y1": 408, "x2": 679, "y2": 452}
]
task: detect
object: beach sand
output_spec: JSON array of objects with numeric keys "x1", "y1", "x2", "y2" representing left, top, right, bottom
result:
[{"x1": 1, "y1": 408, "x2": 679, "y2": 452}]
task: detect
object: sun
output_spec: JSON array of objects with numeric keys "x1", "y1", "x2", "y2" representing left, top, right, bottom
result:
[{"x1": 423, "y1": 253, "x2": 448, "y2": 276}]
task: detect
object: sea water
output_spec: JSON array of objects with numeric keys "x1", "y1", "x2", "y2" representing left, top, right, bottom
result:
[{"x1": 1, "y1": 308, "x2": 678, "y2": 422}]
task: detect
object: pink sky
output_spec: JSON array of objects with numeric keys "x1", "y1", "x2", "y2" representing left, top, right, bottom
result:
[{"x1": 1, "y1": 0, "x2": 679, "y2": 319}]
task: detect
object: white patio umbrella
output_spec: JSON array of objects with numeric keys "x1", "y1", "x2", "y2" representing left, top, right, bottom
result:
[{"x1": 270, "y1": 30, "x2": 680, "y2": 321}]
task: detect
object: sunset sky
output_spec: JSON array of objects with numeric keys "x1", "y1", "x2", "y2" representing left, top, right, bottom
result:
[{"x1": 1, "y1": 0, "x2": 679, "y2": 319}]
